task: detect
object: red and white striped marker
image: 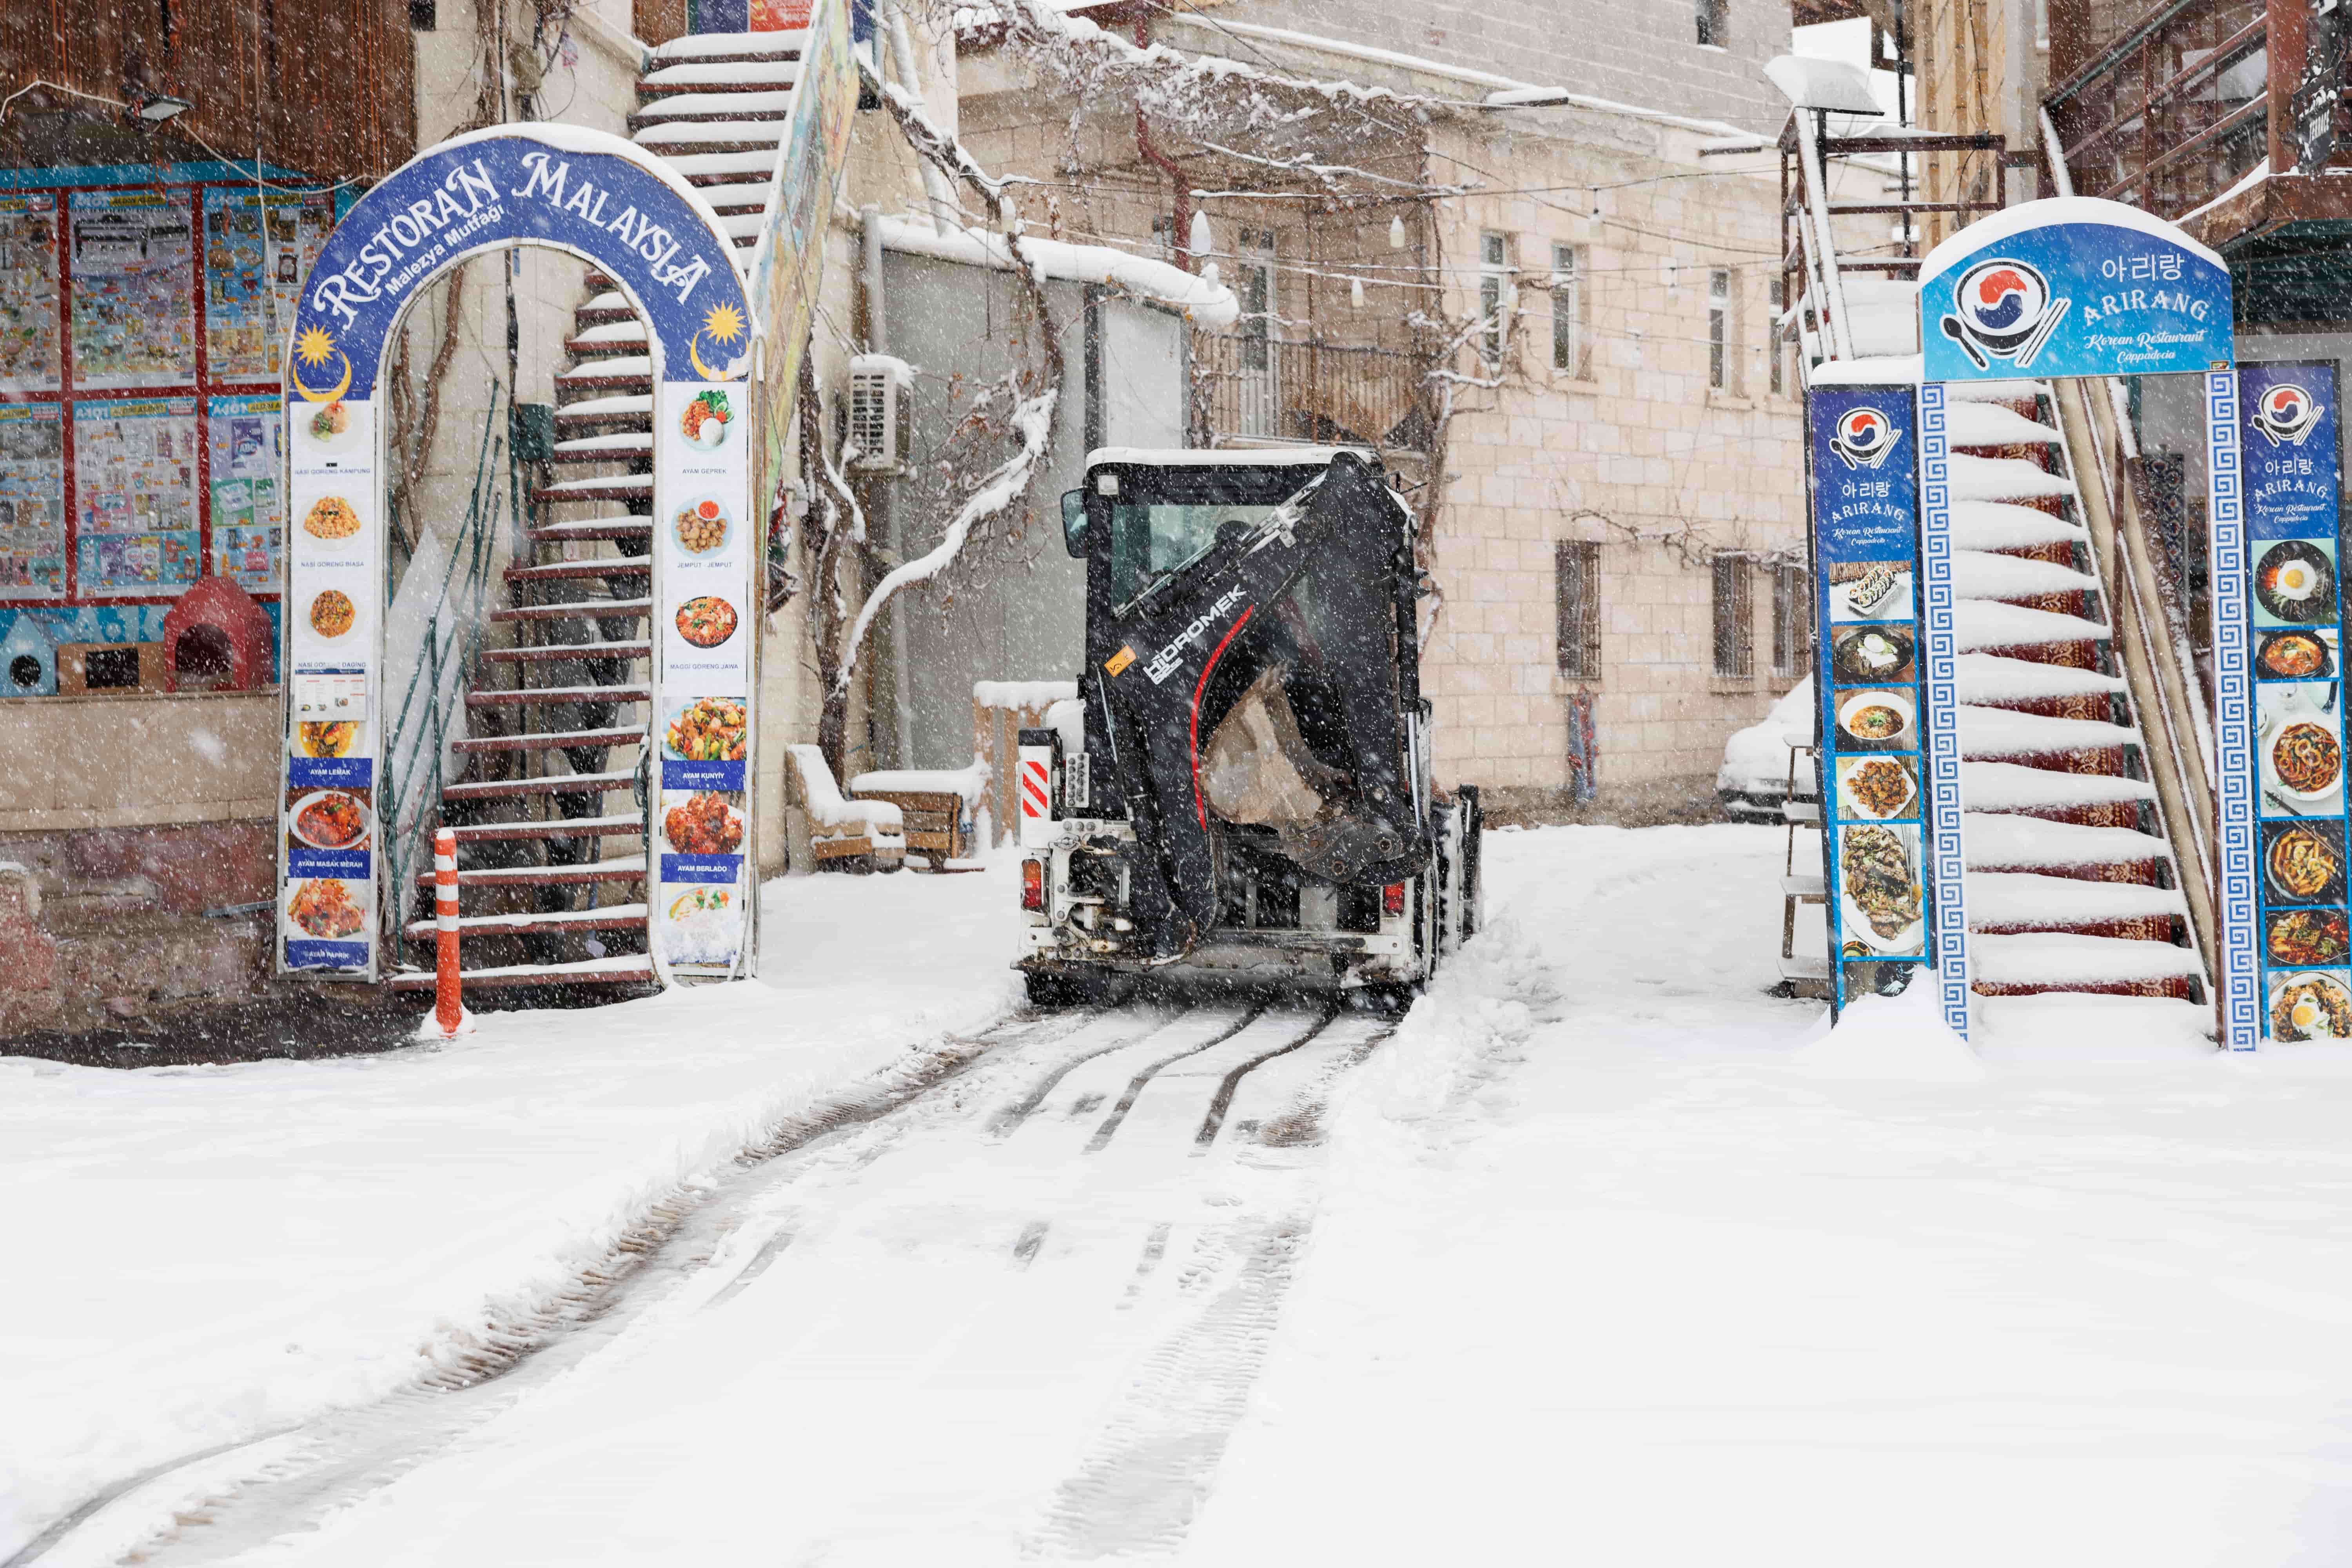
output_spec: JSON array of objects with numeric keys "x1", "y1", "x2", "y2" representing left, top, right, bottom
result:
[
  {"x1": 433, "y1": 826, "x2": 464, "y2": 1037},
  {"x1": 1017, "y1": 738, "x2": 1053, "y2": 849}
]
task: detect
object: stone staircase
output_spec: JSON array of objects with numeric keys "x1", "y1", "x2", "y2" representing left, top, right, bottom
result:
[{"x1": 386, "y1": 29, "x2": 800, "y2": 998}]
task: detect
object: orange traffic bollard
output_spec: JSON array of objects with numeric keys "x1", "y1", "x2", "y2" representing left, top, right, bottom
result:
[{"x1": 434, "y1": 826, "x2": 463, "y2": 1037}]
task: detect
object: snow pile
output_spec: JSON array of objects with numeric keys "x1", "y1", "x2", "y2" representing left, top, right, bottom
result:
[
  {"x1": 1958, "y1": 703, "x2": 2136, "y2": 757},
  {"x1": 1964, "y1": 810, "x2": 2167, "y2": 868},
  {"x1": 973, "y1": 677, "x2": 1079, "y2": 711},
  {"x1": 1951, "y1": 548, "x2": 2100, "y2": 601},
  {"x1": 1786, "y1": 980, "x2": 1988, "y2": 1085},
  {"x1": 878, "y1": 217, "x2": 1241, "y2": 330},
  {"x1": 1953, "y1": 599, "x2": 2111, "y2": 650},
  {"x1": 1950, "y1": 498, "x2": 2085, "y2": 550},
  {"x1": 851, "y1": 757, "x2": 991, "y2": 806},
  {"x1": 1947, "y1": 451, "x2": 2075, "y2": 502},
  {"x1": 1962, "y1": 757, "x2": 2153, "y2": 812},
  {"x1": 1955, "y1": 650, "x2": 2124, "y2": 704},
  {"x1": 1972, "y1": 930, "x2": 2205, "y2": 985},
  {"x1": 1945, "y1": 401, "x2": 2060, "y2": 446},
  {"x1": 787, "y1": 743, "x2": 905, "y2": 832}
]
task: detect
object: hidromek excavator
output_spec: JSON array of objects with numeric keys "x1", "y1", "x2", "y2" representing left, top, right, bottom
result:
[{"x1": 1014, "y1": 446, "x2": 1481, "y2": 1008}]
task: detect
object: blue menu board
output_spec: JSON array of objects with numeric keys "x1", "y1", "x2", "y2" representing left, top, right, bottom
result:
[
  {"x1": 1809, "y1": 388, "x2": 1933, "y2": 1011},
  {"x1": 2240, "y1": 362, "x2": 2352, "y2": 1042}
]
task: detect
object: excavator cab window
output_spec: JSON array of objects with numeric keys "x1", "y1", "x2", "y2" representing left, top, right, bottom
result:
[
  {"x1": 1060, "y1": 490, "x2": 1087, "y2": 558},
  {"x1": 1096, "y1": 465, "x2": 1333, "y2": 615}
]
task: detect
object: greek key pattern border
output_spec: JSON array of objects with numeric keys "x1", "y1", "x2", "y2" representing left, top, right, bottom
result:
[
  {"x1": 1917, "y1": 382, "x2": 1971, "y2": 1038},
  {"x1": 2208, "y1": 370, "x2": 2259, "y2": 1050}
]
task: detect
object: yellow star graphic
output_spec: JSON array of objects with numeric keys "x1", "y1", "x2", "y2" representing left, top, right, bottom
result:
[
  {"x1": 701, "y1": 303, "x2": 744, "y2": 346},
  {"x1": 295, "y1": 325, "x2": 336, "y2": 369}
]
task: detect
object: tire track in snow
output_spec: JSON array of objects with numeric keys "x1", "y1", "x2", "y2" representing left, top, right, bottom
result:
[
  {"x1": 1084, "y1": 1006, "x2": 1269, "y2": 1152},
  {"x1": 25, "y1": 1004, "x2": 1129, "y2": 1568}
]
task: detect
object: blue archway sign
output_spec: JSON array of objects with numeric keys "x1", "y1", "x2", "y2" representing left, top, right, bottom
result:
[
  {"x1": 1911, "y1": 196, "x2": 2247, "y2": 1046},
  {"x1": 276, "y1": 126, "x2": 762, "y2": 991}
]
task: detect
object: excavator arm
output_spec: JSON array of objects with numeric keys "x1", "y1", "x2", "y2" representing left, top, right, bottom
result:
[{"x1": 1094, "y1": 452, "x2": 1427, "y2": 961}]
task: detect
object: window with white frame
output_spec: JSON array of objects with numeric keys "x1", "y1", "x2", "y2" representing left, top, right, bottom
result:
[
  {"x1": 1771, "y1": 561, "x2": 1810, "y2": 676},
  {"x1": 1708, "y1": 267, "x2": 1733, "y2": 392},
  {"x1": 1712, "y1": 554, "x2": 1754, "y2": 678},
  {"x1": 1551, "y1": 243, "x2": 1583, "y2": 376},
  {"x1": 1479, "y1": 231, "x2": 1510, "y2": 368}
]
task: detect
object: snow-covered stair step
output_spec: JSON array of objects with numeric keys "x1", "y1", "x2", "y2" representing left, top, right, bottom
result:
[
  {"x1": 1956, "y1": 652, "x2": 2124, "y2": 708},
  {"x1": 523, "y1": 517, "x2": 654, "y2": 544},
  {"x1": 401, "y1": 901, "x2": 648, "y2": 937},
  {"x1": 532, "y1": 473, "x2": 653, "y2": 502},
  {"x1": 632, "y1": 89, "x2": 798, "y2": 122},
  {"x1": 555, "y1": 394, "x2": 653, "y2": 426},
  {"x1": 633, "y1": 120, "x2": 784, "y2": 151},
  {"x1": 505, "y1": 554, "x2": 652, "y2": 583},
  {"x1": 412, "y1": 856, "x2": 648, "y2": 889},
  {"x1": 1975, "y1": 992, "x2": 2215, "y2": 1053},
  {"x1": 1964, "y1": 812, "x2": 2169, "y2": 876},
  {"x1": 658, "y1": 149, "x2": 790, "y2": 182},
  {"x1": 575, "y1": 289, "x2": 637, "y2": 324},
  {"x1": 1970, "y1": 931, "x2": 2201, "y2": 996},
  {"x1": 649, "y1": 32, "x2": 806, "y2": 65},
  {"x1": 439, "y1": 767, "x2": 639, "y2": 803},
  {"x1": 452, "y1": 725, "x2": 647, "y2": 755},
  {"x1": 437, "y1": 813, "x2": 646, "y2": 842},
  {"x1": 386, "y1": 954, "x2": 657, "y2": 992},
  {"x1": 1948, "y1": 379, "x2": 2049, "y2": 402},
  {"x1": 1949, "y1": 452, "x2": 2075, "y2": 503},
  {"x1": 1960, "y1": 704, "x2": 2136, "y2": 761},
  {"x1": 565, "y1": 319, "x2": 650, "y2": 352},
  {"x1": 465, "y1": 684, "x2": 652, "y2": 707},
  {"x1": 558, "y1": 354, "x2": 652, "y2": 388},
  {"x1": 1951, "y1": 499, "x2": 2087, "y2": 554},
  {"x1": 1954, "y1": 601, "x2": 2110, "y2": 652},
  {"x1": 1946, "y1": 402, "x2": 2059, "y2": 446},
  {"x1": 551, "y1": 430, "x2": 653, "y2": 458},
  {"x1": 481, "y1": 640, "x2": 652, "y2": 666},
  {"x1": 716, "y1": 209, "x2": 767, "y2": 241},
  {"x1": 1963, "y1": 759, "x2": 2154, "y2": 826},
  {"x1": 491, "y1": 596, "x2": 653, "y2": 623},
  {"x1": 1952, "y1": 549, "x2": 2101, "y2": 604},
  {"x1": 1967, "y1": 870, "x2": 2185, "y2": 935}
]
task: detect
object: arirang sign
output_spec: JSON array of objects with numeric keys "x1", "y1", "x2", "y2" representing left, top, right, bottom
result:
[
  {"x1": 1911, "y1": 195, "x2": 2245, "y2": 1044},
  {"x1": 276, "y1": 127, "x2": 760, "y2": 989}
]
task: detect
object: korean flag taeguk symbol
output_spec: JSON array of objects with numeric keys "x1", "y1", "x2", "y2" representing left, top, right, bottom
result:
[
  {"x1": 2252, "y1": 382, "x2": 2323, "y2": 448},
  {"x1": 1940, "y1": 258, "x2": 2071, "y2": 372},
  {"x1": 1829, "y1": 406, "x2": 1902, "y2": 471}
]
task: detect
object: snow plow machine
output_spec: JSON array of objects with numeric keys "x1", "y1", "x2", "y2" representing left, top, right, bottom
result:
[{"x1": 1016, "y1": 447, "x2": 1481, "y2": 1009}]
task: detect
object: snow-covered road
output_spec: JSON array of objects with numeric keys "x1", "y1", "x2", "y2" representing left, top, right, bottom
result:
[
  {"x1": 117, "y1": 1000, "x2": 1392, "y2": 1565},
  {"x1": 17, "y1": 825, "x2": 2352, "y2": 1566}
]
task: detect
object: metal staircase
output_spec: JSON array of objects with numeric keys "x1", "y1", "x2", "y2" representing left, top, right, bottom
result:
[
  {"x1": 385, "y1": 29, "x2": 801, "y2": 998},
  {"x1": 1781, "y1": 96, "x2": 2216, "y2": 1026}
]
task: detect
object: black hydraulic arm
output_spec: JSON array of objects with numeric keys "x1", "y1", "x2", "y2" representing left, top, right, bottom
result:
[{"x1": 1096, "y1": 453, "x2": 1424, "y2": 960}]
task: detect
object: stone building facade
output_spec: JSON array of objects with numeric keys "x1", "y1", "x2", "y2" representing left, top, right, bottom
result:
[{"x1": 956, "y1": 4, "x2": 1810, "y2": 817}]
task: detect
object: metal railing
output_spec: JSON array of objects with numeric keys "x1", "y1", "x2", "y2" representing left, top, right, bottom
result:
[
  {"x1": 378, "y1": 388, "x2": 508, "y2": 947},
  {"x1": 1191, "y1": 334, "x2": 1428, "y2": 450},
  {"x1": 2043, "y1": 0, "x2": 2282, "y2": 219}
]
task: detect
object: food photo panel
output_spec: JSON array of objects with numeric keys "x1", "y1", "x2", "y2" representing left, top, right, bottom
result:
[
  {"x1": 1831, "y1": 686, "x2": 1919, "y2": 753},
  {"x1": 2257, "y1": 681, "x2": 2345, "y2": 817},
  {"x1": 1830, "y1": 624, "x2": 1916, "y2": 684},
  {"x1": 1836, "y1": 821, "x2": 1926, "y2": 958},
  {"x1": 1828, "y1": 559, "x2": 1914, "y2": 624},
  {"x1": 1834, "y1": 754, "x2": 1920, "y2": 822},
  {"x1": 2268, "y1": 967, "x2": 2352, "y2": 1042},
  {"x1": 2251, "y1": 537, "x2": 2341, "y2": 630},
  {"x1": 2257, "y1": 627, "x2": 2339, "y2": 682},
  {"x1": 2266, "y1": 906, "x2": 2351, "y2": 970},
  {"x1": 2262, "y1": 819, "x2": 2348, "y2": 909}
]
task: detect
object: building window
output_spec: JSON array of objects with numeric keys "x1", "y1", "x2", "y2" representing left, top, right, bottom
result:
[
  {"x1": 1556, "y1": 539, "x2": 1601, "y2": 679},
  {"x1": 1479, "y1": 231, "x2": 1510, "y2": 369},
  {"x1": 1150, "y1": 214, "x2": 1175, "y2": 260},
  {"x1": 1768, "y1": 275, "x2": 1786, "y2": 394},
  {"x1": 1551, "y1": 243, "x2": 1582, "y2": 375},
  {"x1": 1771, "y1": 561, "x2": 1810, "y2": 676},
  {"x1": 1708, "y1": 267, "x2": 1733, "y2": 391},
  {"x1": 1696, "y1": 0, "x2": 1727, "y2": 46},
  {"x1": 1712, "y1": 554, "x2": 1754, "y2": 678},
  {"x1": 1238, "y1": 227, "x2": 1276, "y2": 371}
]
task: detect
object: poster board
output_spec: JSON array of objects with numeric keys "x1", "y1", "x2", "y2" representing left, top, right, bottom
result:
[
  {"x1": 1808, "y1": 387, "x2": 1933, "y2": 1011},
  {"x1": 276, "y1": 128, "x2": 756, "y2": 985}
]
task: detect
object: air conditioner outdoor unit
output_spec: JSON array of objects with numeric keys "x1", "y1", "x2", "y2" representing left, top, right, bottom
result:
[{"x1": 847, "y1": 353, "x2": 912, "y2": 474}]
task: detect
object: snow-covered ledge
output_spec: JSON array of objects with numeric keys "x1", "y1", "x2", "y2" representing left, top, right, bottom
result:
[{"x1": 877, "y1": 217, "x2": 1241, "y2": 331}]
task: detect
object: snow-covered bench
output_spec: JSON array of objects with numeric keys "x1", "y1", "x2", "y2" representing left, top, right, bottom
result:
[
  {"x1": 849, "y1": 758, "x2": 990, "y2": 870},
  {"x1": 785, "y1": 745, "x2": 905, "y2": 873}
]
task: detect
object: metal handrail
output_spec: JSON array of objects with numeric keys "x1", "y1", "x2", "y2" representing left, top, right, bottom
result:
[{"x1": 378, "y1": 387, "x2": 508, "y2": 947}]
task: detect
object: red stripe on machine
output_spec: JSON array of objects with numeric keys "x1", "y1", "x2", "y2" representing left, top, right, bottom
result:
[{"x1": 1022, "y1": 758, "x2": 1050, "y2": 817}]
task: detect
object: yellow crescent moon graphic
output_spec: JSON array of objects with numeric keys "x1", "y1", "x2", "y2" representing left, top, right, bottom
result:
[
  {"x1": 293, "y1": 352, "x2": 354, "y2": 404},
  {"x1": 687, "y1": 332, "x2": 740, "y2": 383}
]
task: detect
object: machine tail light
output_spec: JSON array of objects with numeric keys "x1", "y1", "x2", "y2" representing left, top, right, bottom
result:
[
  {"x1": 1383, "y1": 882, "x2": 1406, "y2": 916},
  {"x1": 1022, "y1": 859, "x2": 1045, "y2": 911}
]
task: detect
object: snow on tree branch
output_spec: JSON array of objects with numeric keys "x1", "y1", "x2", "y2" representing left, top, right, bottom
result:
[{"x1": 836, "y1": 388, "x2": 1059, "y2": 694}]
